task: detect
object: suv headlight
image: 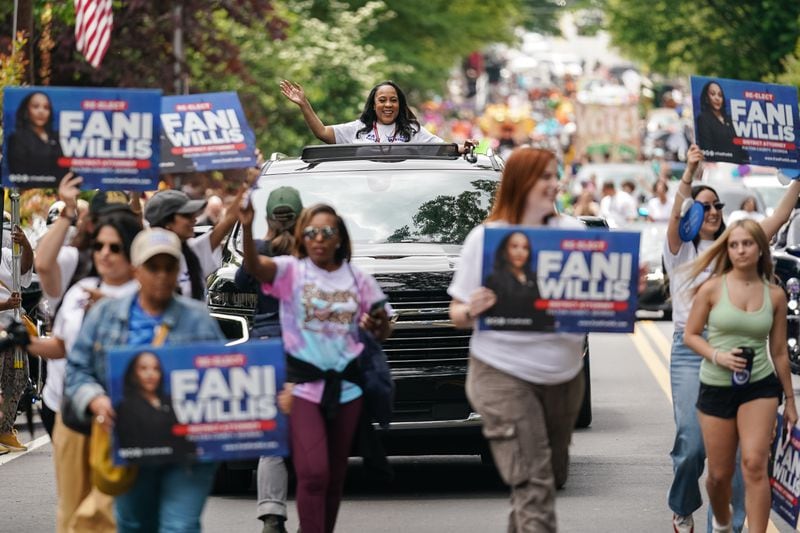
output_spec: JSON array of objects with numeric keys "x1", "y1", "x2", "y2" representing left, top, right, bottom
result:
[{"x1": 207, "y1": 290, "x2": 257, "y2": 310}]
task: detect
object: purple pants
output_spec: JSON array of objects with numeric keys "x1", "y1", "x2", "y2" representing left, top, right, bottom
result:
[{"x1": 290, "y1": 395, "x2": 363, "y2": 533}]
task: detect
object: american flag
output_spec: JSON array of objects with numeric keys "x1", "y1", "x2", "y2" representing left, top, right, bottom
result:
[{"x1": 74, "y1": 0, "x2": 113, "y2": 69}]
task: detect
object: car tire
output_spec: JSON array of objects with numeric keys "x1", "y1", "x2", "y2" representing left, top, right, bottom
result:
[
  {"x1": 212, "y1": 463, "x2": 253, "y2": 494},
  {"x1": 574, "y1": 348, "x2": 592, "y2": 429}
]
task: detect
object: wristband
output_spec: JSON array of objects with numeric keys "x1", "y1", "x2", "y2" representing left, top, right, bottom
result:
[
  {"x1": 60, "y1": 207, "x2": 78, "y2": 225},
  {"x1": 712, "y1": 349, "x2": 719, "y2": 366}
]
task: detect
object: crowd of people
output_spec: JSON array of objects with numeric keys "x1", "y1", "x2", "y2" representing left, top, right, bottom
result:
[{"x1": 0, "y1": 75, "x2": 795, "y2": 533}]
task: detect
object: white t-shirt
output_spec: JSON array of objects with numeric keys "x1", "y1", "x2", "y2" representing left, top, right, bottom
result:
[
  {"x1": 332, "y1": 120, "x2": 443, "y2": 144},
  {"x1": 728, "y1": 210, "x2": 765, "y2": 224},
  {"x1": 600, "y1": 191, "x2": 638, "y2": 228},
  {"x1": 0, "y1": 248, "x2": 33, "y2": 323},
  {"x1": 180, "y1": 231, "x2": 222, "y2": 299},
  {"x1": 40, "y1": 246, "x2": 80, "y2": 311},
  {"x1": 663, "y1": 239, "x2": 713, "y2": 329},
  {"x1": 448, "y1": 217, "x2": 585, "y2": 385},
  {"x1": 647, "y1": 196, "x2": 674, "y2": 222},
  {"x1": 43, "y1": 277, "x2": 138, "y2": 411}
]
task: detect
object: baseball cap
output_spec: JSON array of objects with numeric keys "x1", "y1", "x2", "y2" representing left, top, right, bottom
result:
[
  {"x1": 90, "y1": 190, "x2": 132, "y2": 216},
  {"x1": 130, "y1": 227, "x2": 182, "y2": 267},
  {"x1": 266, "y1": 187, "x2": 303, "y2": 219},
  {"x1": 144, "y1": 190, "x2": 207, "y2": 227}
]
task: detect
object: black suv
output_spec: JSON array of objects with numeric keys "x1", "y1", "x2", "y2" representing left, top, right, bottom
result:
[{"x1": 207, "y1": 144, "x2": 592, "y2": 486}]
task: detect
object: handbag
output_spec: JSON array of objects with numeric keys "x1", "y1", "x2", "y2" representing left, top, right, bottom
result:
[
  {"x1": 346, "y1": 265, "x2": 395, "y2": 428},
  {"x1": 61, "y1": 393, "x2": 92, "y2": 435},
  {"x1": 89, "y1": 419, "x2": 139, "y2": 496},
  {"x1": 357, "y1": 327, "x2": 394, "y2": 429}
]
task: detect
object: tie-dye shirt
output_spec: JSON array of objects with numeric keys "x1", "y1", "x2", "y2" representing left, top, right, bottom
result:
[{"x1": 262, "y1": 256, "x2": 390, "y2": 404}]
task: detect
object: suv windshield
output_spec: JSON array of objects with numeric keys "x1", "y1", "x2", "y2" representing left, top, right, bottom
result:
[{"x1": 248, "y1": 170, "x2": 499, "y2": 245}]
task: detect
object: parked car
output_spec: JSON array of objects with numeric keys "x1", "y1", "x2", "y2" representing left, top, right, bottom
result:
[
  {"x1": 628, "y1": 220, "x2": 671, "y2": 320},
  {"x1": 207, "y1": 143, "x2": 594, "y2": 490}
]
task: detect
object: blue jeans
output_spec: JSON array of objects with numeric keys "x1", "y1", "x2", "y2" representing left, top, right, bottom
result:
[
  {"x1": 669, "y1": 329, "x2": 745, "y2": 533},
  {"x1": 115, "y1": 462, "x2": 218, "y2": 533}
]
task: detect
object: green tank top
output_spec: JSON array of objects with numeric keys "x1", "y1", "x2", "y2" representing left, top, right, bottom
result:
[{"x1": 700, "y1": 275, "x2": 774, "y2": 387}]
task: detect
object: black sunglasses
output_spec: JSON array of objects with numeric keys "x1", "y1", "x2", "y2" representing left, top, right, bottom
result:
[
  {"x1": 303, "y1": 225, "x2": 338, "y2": 241},
  {"x1": 92, "y1": 241, "x2": 123, "y2": 254},
  {"x1": 700, "y1": 202, "x2": 725, "y2": 212}
]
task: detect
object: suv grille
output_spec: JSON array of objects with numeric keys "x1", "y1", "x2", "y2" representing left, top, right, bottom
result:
[{"x1": 383, "y1": 289, "x2": 470, "y2": 365}]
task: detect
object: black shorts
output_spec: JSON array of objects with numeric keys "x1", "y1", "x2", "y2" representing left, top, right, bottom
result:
[{"x1": 696, "y1": 373, "x2": 783, "y2": 419}]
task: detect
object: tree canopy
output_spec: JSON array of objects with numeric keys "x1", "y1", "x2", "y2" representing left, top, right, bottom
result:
[{"x1": 603, "y1": 0, "x2": 800, "y2": 83}]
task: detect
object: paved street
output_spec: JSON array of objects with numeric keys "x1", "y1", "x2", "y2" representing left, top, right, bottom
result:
[{"x1": 2, "y1": 320, "x2": 798, "y2": 532}]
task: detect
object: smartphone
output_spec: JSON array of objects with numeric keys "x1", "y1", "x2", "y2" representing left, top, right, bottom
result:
[{"x1": 369, "y1": 298, "x2": 388, "y2": 317}]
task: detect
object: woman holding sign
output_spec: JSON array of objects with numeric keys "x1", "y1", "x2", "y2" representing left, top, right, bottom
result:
[
  {"x1": 64, "y1": 228, "x2": 226, "y2": 533},
  {"x1": 448, "y1": 147, "x2": 588, "y2": 531},
  {"x1": 683, "y1": 219, "x2": 797, "y2": 533},
  {"x1": 664, "y1": 144, "x2": 800, "y2": 533}
]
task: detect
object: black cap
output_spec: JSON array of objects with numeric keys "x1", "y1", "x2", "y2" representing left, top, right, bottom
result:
[{"x1": 90, "y1": 190, "x2": 133, "y2": 216}]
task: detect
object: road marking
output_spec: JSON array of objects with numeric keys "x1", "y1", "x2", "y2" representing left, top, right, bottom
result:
[
  {"x1": 629, "y1": 324, "x2": 672, "y2": 403},
  {"x1": 0, "y1": 434, "x2": 50, "y2": 466},
  {"x1": 639, "y1": 320, "x2": 672, "y2": 363},
  {"x1": 631, "y1": 321, "x2": 782, "y2": 533}
]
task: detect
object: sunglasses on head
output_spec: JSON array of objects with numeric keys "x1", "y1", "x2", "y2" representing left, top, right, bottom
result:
[
  {"x1": 92, "y1": 241, "x2": 123, "y2": 254},
  {"x1": 303, "y1": 225, "x2": 338, "y2": 241},
  {"x1": 700, "y1": 202, "x2": 725, "y2": 212}
]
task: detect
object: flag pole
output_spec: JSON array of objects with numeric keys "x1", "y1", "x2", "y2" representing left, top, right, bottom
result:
[{"x1": 12, "y1": 0, "x2": 18, "y2": 40}]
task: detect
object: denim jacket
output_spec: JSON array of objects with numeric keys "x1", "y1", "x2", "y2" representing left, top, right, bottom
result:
[{"x1": 64, "y1": 292, "x2": 225, "y2": 425}]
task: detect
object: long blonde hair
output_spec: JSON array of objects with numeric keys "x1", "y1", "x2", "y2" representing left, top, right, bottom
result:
[{"x1": 685, "y1": 218, "x2": 773, "y2": 290}]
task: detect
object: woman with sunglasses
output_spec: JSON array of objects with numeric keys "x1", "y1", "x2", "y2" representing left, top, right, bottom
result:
[
  {"x1": 240, "y1": 202, "x2": 392, "y2": 533},
  {"x1": 28, "y1": 211, "x2": 142, "y2": 533},
  {"x1": 665, "y1": 144, "x2": 800, "y2": 533}
]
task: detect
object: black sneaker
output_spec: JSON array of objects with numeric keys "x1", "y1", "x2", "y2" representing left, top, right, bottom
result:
[{"x1": 261, "y1": 515, "x2": 288, "y2": 533}]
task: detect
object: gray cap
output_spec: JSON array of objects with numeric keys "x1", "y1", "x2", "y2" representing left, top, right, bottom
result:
[
  {"x1": 144, "y1": 190, "x2": 207, "y2": 227},
  {"x1": 130, "y1": 228, "x2": 182, "y2": 267}
]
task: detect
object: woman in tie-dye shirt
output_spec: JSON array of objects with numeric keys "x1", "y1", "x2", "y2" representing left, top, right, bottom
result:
[{"x1": 240, "y1": 202, "x2": 392, "y2": 533}]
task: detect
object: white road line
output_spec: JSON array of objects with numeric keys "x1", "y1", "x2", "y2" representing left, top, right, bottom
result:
[{"x1": 0, "y1": 434, "x2": 51, "y2": 466}]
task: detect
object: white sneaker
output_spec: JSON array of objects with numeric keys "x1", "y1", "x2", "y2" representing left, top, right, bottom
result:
[
  {"x1": 711, "y1": 508, "x2": 733, "y2": 533},
  {"x1": 673, "y1": 514, "x2": 694, "y2": 533}
]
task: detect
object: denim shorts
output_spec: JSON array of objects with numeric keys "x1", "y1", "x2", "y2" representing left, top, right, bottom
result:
[{"x1": 696, "y1": 373, "x2": 783, "y2": 419}]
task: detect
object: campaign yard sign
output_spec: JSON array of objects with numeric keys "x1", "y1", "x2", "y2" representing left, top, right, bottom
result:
[
  {"x1": 159, "y1": 92, "x2": 257, "y2": 173},
  {"x1": 771, "y1": 414, "x2": 800, "y2": 528},
  {"x1": 106, "y1": 340, "x2": 287, "y2": 465},
  {"x1": 480, "y1": 227, "x2": 640, "y2": 333},
  {"x1": 691, "y1": 76, "x2": 800, "y2": 167},
  {"x1": 1, "y1": 86, "x2": 161, "y2": 190}
]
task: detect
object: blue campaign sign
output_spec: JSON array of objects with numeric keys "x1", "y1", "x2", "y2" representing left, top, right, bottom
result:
[
  {"x1": 1, "y1": 86, "x2": 161, "y2": 190},
  {"x1": 771, "y1": 414, "x2": 800, "y2": 528},
  {"x1": 480, "y1": 227, "x2": 640, "y2": 333},
  {"x1": 691, "y1": 76, "x2": 800, "y2": 168},
  {"x1": 159, "y1": 92, "x2": 257, "y2": 173},
  {"x1": 106, "y1": 340, "x2": 288, "y2": 465}
]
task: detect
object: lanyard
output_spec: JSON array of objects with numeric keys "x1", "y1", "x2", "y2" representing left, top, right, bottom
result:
[{"x1": 373, "y1": 122, "x2": 398, "y2": 143}]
